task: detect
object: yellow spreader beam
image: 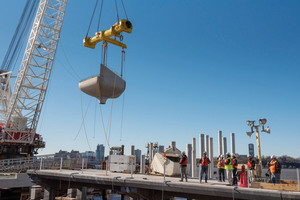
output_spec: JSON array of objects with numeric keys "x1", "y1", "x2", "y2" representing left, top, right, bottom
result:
[{"x1": 83, "y1": 19, "x2": 133, "y2": 49}]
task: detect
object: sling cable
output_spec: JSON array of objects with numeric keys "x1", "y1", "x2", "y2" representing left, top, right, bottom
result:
[
  {"x1": 78, "y1": 0, "x2": 132, "y2": 147},
  {"x1": 79, "y1": 0, "x2": 133, "y2": 104}
]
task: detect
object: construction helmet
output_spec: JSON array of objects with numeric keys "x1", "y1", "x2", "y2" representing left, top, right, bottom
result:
[
  {"x1": 231, "y1": 153, "x2": 236, "y2": 157},
  {"x1": 271, "y1": 155, "x2": 276, "y2": 159}
]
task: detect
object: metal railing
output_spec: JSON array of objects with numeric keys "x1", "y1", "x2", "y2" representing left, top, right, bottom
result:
[{"x1": 0, "y1": 155, "x2": 102, "y2": 173}]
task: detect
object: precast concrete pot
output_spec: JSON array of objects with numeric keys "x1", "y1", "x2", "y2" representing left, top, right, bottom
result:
[{"x1": 79, "y1": 64, "x2": 126, "y2": 104}]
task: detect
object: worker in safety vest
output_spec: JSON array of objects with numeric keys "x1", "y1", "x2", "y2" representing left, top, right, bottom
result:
[
  {"x1": 247, "y1": 155, "x2": 256, "y2": 182},
  {"x1": 225, "y1": 152, "x2": 233, "y2": 186},
  {"x1": 217, "y1": 155, "x2": 225, "y2": 182},
  {"x1": 232, "y1": 154, "x2": 238, "y2": 185},
  {"x1": 268, "y1": 155, "x2": 281, "y2": 184},
  {"x1": 199, "y1": 152, "x2": 211, "y2": 183},
  {"x1": 179, "y1": 151, "x2": 188, "y2": 182}
]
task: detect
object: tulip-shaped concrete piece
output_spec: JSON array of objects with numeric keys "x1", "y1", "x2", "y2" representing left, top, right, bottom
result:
[{"x1": 79, "y1": 64, "x2": 126, "y2": 104}]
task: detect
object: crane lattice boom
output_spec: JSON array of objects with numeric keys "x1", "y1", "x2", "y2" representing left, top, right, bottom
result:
[{"x1": 0, "y1": 0, "x2": 68, "y2": 153}]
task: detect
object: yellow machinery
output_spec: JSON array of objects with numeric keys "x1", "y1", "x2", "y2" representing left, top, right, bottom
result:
[
  {"x1": 80, "y1": 18, "x2": 133, "y2": 103},
  {"x1": 83, "y1": 19, "x2": 132, "y2": 49}
]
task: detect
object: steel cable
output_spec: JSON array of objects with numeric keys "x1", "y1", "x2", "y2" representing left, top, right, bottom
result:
[
  {"x1": 1, "y1": 0, "x2": 38, "y2": 71},
  {"x1": 114, "y1": 0, "x2": 120, "y2": 22},
  {"x1": 97, "y1": 0, "x2": 104, "y2": 32},
  {"x1": 86, "y1": 0, "x2": 99, "y2": 38},
  {"x1": 121, "y1": 0, "x2": 128, "y2": 20}
]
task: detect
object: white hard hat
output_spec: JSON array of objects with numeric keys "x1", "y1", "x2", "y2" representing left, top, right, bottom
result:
[
  {"x1": 271, "y1": 155, "x2": 276, "y2": 159},
  {"x1": 231, "y1": 153, "x2": 236, "y2": 157}
]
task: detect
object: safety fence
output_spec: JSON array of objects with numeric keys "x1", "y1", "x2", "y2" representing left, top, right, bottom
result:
[{"x1": 0, "y1": 155, "x2": 100, "y2": 173}]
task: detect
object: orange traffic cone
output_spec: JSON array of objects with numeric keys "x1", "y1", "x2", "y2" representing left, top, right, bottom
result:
[{"x1": 239, "y1": 165, "x2": 248, "y2": 188}]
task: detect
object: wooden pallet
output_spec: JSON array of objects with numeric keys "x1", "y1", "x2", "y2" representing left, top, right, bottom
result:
[{"x1": 251, "y1": 180, "x2": 299, "y2": 191}]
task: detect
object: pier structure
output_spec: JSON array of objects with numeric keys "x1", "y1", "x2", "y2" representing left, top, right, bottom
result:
[
  {"x1": 149, "y1": 143, "x2": 153, "y2": 163},
  {"x1": 27, "y1": 169, "x2": 300, "y2": 200},
  {"x1": 204, "y1": 135, "x2": 209, "y2": 178},
  {"x1": 231, "y1": 133, "x2": 235, "y2": 154},
  {"x1": 218, "y1": 130, "x2": 223, "y2": 156},
  {"x1": 191, "y1": 137, "x2": 196, "y2": 177},
  {"x1": 140, "y1": 155, "x2": 145, "y2": 174},
  {"x1": 199, "y1": 134, "x2": 205, "y2": 159},
  {"x1": 205, "y1": 135, "x2": 209, "y2": 156},
  {"x1": 222, "y1": 137, "x2": 227, "y2": 155},
  {"x1": 186, "y1": 143, "x2": 192, "y2": 175},
  {"x1": 209, "y1": 137, "x2": 214, "y2": 179}
]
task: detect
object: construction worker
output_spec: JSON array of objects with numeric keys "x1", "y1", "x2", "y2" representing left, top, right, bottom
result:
[
  {"x1": 217, "y1": 155, "x2": 225, "y2": 182},
  {"x1": 199, "y1": 152, "x2": 211, "y2": 183},
  {"x1": 179, "y1": 151, "x2": 188, "y2": 182},
  {"x1": 232, "y1": 154, "x2": 238, "y2": 185},
  {"x1": 225, "y1": 152, "x2": 233, "y2": 186},
  {"x1": 268, "y1": 155, "x2": 281, "y2": 184},
  {"x1": 247, "y1": 155, "x2": 256, "y2": 182}
]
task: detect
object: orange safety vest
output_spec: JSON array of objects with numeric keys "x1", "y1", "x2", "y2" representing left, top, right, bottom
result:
[
  {"x1": 269, "y1": 160, "x2": 279, "y2": 174},
  {"x1": 180, "y1": 156, "x2": 188, "y2": 165},
  {"x1": 232, "y1": 158, "x2": 238, "y2": 169},
  {"x1": 248, "y1": 160, "x2": 253, "y2": 168},
  {"x1": 217, "y1": 160, "x2": 225, "y2": 169},
  {"x1": 202, "y1": 157, "x2": 209, "y2": 166}
]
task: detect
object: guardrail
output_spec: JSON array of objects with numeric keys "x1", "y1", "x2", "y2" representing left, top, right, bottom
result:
[{"x1": 0, "y1": 155, "x2": 102, "y2": 173}]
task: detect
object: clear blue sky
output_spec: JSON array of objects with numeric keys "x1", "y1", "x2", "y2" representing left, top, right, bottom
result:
[{"x1": 0, "y1": 1, "x2": 299, "y2": 158}]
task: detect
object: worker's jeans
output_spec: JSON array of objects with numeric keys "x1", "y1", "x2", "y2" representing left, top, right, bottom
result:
[
  {"x1": 201, "y1": 166, "x2": 208, "y2": 182},
  {"x1": 271, "y1": 173, "x2": 280, "y2": 183},
  {"x1": 233, "y1": 168, "x2": 238, "y2": 185},
  {"x1": 180, "y1": 166, "x2": 187, "y2": 181},
  {"x1": 227, "y1": 170, "x2": 233, "y2": 185},
  {"x1": 218, "y1": 168, "x2": 225, "y2": 181},
  {"x1": 249, "y1": 169, "x2": 255, "y2": 182}
]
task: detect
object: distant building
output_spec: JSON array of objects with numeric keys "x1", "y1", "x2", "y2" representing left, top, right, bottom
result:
[
  {"x1": 96, "y1": 144, "x2": 105, "y2": 163},
  {"x1": 238, "y1": 154, "x2": 247, "y2": 159},
  {"x1": 54, "y1": 150, "x2": 69, "y2": 159},
  {"x1": 70, "y1": 150, "x2": 81, "y2": 159},
  {"x1": 158, "y1": 145, "x2": 164, "y2": 153},
  {"x1": 135, "y1": 149, "x2": 141, "y2": 163},
  {"x1": 248, "y1": 143, "x2": 255, "y2": 157},
  {"x1": 82, "y1": 151, "x2": 96, "y2": 162},
  {"x1": 54, "y1": 150, "x2": 81, "y2": 160}
]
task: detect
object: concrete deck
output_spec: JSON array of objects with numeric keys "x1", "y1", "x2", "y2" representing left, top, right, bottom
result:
[
  {"x1": 27, "y1": 169, "x2": 300, "y2": 200},
  {"x1": 0, "y1": 173, "x2": 34, "y2": 189}
]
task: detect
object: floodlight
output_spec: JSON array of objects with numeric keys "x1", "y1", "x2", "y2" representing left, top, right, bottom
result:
[
  {"x1": 247, "y1": 120, "x2": 255, "y2": 126},
  {"x1": 246, "y1": 132, "x2": 254, "y2": 137},
  {"x1": 259, "y1": 118, "x2": 267, "y2": 125},
  {"x1": 262, "y1": 126, "x2": 270, "y2": 134}
]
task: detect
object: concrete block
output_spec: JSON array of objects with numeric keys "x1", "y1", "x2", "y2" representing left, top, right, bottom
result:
[{"x1": 76, "y1": 187, "x2": 87, "y2": 200}]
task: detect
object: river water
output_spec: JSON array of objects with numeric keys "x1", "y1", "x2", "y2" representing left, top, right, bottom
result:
[{"x1": 263, "y1": 168, "x2": 299, "y2": 180}]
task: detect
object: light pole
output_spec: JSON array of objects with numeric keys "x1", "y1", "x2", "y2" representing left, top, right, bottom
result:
[{"x1": 246, "y1": 118, "x2": 270, "y2": 177}]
